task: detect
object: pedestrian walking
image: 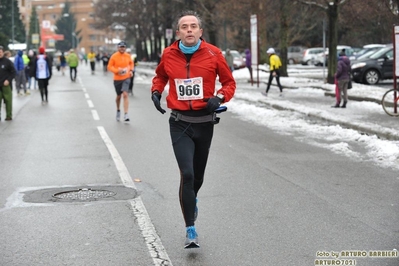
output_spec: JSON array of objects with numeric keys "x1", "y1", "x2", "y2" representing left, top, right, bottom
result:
[
  {"x1": 22, "y1": 51, "x2": 31, "y2": 95},
  {"x1": 60, "y1": 52, "x2": 67, "y2": 75},
  {"x1": 150, "y1": 10, "x2": 236, "y2": 249},
  {"x1": 126, "y1": 49, "x2": 137, "y2": 95},
  {"x1": 332, "y1": 49, "x2": 351, "y2": 108},
  {"x1": 88, "y1": 50, "x2": 96, "y2": 74},
  {"x1": 33, "y1": 47, "x2": 52, "y2": 104},
  {"x1": 224, "y1": 49, "x2": 235, "y2": 72},
  {"x1": 28, "y1": 50, "x2": 37, "y2": 89},
  {"x1": 129, "y1": 54, "x2": 138, "y2": 95},
  {"x1": 0, "y1": 46, "x2": 16, "y2": 121},
  {"x1": 67, "y1": 49, "x2": 79, "y2": 82},
  {"x1": 245, "y1": 48, "x2": 253, "y2": 83},
  {"x1": 101, "y1": 52, "x2": 110, "y2": 75},
  {"x1": 14, "y1": 50, "x2": 27, "y2": 96},
  {"x1": 107, "y1": 41, "x2": 133, "y2": 122},
  {"x1": 265, "y1": 47, "x2": 283, "y2": 96}
]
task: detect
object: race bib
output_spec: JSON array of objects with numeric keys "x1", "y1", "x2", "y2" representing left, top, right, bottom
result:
[{"x1": 175, "y1": 77, "x2": 203, "y2": 100}]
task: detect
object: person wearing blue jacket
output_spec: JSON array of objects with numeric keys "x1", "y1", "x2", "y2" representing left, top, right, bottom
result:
[{"x1": 14, "y1": 50, "x2": 27, "y2": 95}]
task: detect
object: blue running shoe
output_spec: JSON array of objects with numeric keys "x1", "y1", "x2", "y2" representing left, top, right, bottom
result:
[
  {"x1": 194, "y1": 198, "x2": 198, "y2": 222},
  {"x1": 184, "y1": 226, "x2": 199, "y2": 249}
]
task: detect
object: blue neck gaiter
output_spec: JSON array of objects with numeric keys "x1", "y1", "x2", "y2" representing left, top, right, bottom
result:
[{"x1": 179, "y1": 40, "x2": 202, "y2": 54}]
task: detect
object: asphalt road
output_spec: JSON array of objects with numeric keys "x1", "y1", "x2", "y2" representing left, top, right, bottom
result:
[{"x1": 0, "y1": 64, "x2": 398, "y2": 266}]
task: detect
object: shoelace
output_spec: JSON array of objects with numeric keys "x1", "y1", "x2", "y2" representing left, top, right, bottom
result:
[{"x1": 186, "y1": 227, "x2": 197, "y2": 239}]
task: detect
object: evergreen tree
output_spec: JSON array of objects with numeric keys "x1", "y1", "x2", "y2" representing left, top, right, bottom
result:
[
  {"x1": 0, "y1": 0, "x2": 26, "y2": 48},
  {"x1": 55, "y1": 2, "x2": 81, "y2": 52}
]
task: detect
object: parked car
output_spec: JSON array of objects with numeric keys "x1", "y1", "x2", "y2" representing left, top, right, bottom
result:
[
  {"x1": 301, "y1": 47, "x2": 325, "y2": 65},
  {"x1": 288, "y1": 46, "x2": 306, "y2": 64},
  {"x1": 350, "y1": 44, "x2": 386, "y2": 61},
  {"x1": 316, "y1": 45, "x2": 356, "y2": 66},
  {"x1": 351, "y1": 46, "x2": 393, "y2": 85},
  {"x1": 222, "y1": 50, "x2": 245, "y2": 69}
]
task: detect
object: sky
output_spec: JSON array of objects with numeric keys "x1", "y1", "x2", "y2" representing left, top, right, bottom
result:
[{"x1": 140, "y1": 63, "x2": 399, "y2": 171}]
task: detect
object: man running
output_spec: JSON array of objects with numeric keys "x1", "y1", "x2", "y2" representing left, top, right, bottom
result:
[
  {"x1": 150, "y1": 10, "x2": 236, "y2": 248},
  {"x1": 107, "y1": 41, "x2": 134, "y2": 122}
]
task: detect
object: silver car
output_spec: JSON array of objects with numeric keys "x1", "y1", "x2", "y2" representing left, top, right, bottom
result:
[{"x1": 301, "y1": 47, "x2": 325, "y2": 65}]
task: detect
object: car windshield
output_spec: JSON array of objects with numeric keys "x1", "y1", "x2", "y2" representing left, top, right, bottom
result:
[
  {"x1": 357, "y1": 50, "x2": 378, "y2": 60},
  {"x1": 370, "y1": 47, "x2": 392, "y2": 59}
]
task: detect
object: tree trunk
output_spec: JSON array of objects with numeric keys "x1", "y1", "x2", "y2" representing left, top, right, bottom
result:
[
  {"x1": 327, "y1": 3, "x2": 338, "y2": 84},
  {"x1": 279, "y1": 0, "x2": 289, "y2": 77}
]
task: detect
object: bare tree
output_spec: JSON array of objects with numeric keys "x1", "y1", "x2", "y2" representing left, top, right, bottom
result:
[{"x1": 297, "y1": 0, "x2": 349, "y2": 84}]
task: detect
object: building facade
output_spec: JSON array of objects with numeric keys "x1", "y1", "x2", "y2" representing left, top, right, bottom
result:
[{"x1": 18, "y1": 0, "x2": 109, "y2": 54}]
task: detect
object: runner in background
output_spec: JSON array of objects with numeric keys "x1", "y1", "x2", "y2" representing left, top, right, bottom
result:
[{"x1": 107, "y1": 41, "x2": 134, "y2": 122}]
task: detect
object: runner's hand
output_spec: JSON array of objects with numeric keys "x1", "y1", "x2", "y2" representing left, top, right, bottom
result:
[
  {"x1": 151, "y1": 91, "x2": 166, "y2": 114},
  {"x1": 204, "y1": 97, "x2": 221, "y2": 113}
]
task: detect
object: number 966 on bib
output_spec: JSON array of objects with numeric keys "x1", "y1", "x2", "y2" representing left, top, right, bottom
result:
[{"x1": 175, "y1": 77, "x2": 204, "y2": 101}]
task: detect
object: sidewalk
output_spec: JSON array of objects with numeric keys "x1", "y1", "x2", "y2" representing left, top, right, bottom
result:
[{"x1": 232, "y1": 67, "x2": 399, "y2": 141}]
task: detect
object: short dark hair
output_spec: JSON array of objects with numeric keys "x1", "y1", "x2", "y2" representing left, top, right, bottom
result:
[
  {"x1": 175, "y1": 10, "x2": 202, "y2": 30},
  {"x1": 0, "y1": 45, "x2": 3, "y2": 51}
]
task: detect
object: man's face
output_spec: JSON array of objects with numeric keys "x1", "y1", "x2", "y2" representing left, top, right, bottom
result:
[
  {"x1": 0, "y1": 49, "x2": 3, "y2": 58},
  {"x1": 118, "y1": 46, "x2": 126, "y2": 54},
  {"x1": 176, "y1": 15, "x2": 203, "y2": 47}
]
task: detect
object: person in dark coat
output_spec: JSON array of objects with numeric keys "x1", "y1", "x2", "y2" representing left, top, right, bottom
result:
[
  {"x1": 27, "y1": 50, "x2": 37, "y2": 89},
  {"x1": 245, "y1": 48, "x2": 253, "y2": 83},
  {"x1": 0, "y1": 46, "x2": 16, "y2": 120},
  {"x1": 333, "y1": 49, "x2": 351, "y2": 108}
]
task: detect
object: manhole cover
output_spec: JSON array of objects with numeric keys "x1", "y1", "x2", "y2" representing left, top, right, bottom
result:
[
  {"x1": 22, "y1": 185, "x2": 138, "y2": 203},
  {"x1": 52, "y1": 188, "x2": 116, "y2": 201}
]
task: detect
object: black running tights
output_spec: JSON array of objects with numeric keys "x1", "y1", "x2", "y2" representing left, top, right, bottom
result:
[
  {"x1": 169, "y1": 117, "x2": 214, "y2": 227},
  {"x1": 38, "y1": 79, "x2": 49, "y2": 101},
  {"x1": 266, "y1": 70, "x2": 283, "y2": 93}
]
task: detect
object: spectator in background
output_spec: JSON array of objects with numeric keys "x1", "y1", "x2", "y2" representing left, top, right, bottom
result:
[
  {"x1": 333, "y1": 49, "x2": 351, "y2": 108},
  {"x1": 245, "y1": 49, "x2": 253, "y2": 83},
  {"x1": 0, "y1": 46, "x2": 16, "y2": 121},
  {"x1": 224, "y1": 49, "x2": 234, "y2": 72}
]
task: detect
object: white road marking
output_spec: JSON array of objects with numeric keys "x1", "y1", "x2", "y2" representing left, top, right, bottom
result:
[
  {"x1": 91, "y1": 110, "x2": 99, "y2": 120},
  {"x1": 87, "y1": 100, "x2": 94, "y2": 108},
  {"x1": 85, "y1": 93, "x2": 90, "y2": 99},
  {"x1": 97, "y1": 126, "x2": 173, "y2": 266}
]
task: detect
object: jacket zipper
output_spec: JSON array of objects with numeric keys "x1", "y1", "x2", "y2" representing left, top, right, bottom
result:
[{"x1": 185, "y1": 59, "x2": 193, "y2": 110}]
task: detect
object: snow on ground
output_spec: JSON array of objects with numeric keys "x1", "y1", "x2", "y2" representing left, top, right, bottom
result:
[{"x1": 138, "y1": 63, "x2": 399, "y2": 171}]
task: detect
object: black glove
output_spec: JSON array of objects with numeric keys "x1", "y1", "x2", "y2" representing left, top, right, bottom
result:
[
  {"x1": 204, "y1": 97, "x2": 222, "y2": 113},
  {"x1": 151, "y1": 91, "x2": 166, "y2": 114}
]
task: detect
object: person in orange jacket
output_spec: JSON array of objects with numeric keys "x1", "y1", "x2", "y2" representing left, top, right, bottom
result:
[{"x1": 107, "y1": 41, "x2": 134, "y2": 122}]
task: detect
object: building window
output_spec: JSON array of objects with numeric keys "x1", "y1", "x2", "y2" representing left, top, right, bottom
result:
[{"x1": 89, "y1": 35, "x2": 97, "y2": 41}]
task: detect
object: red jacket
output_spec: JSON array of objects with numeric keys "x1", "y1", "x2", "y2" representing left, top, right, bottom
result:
[{"x1": 151, "y1": 39, "x2": 236, "y2": 111}]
